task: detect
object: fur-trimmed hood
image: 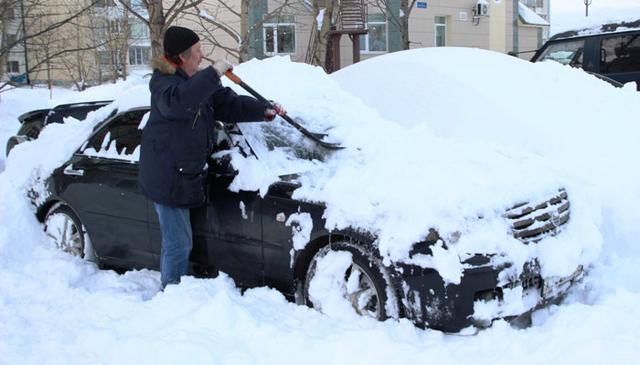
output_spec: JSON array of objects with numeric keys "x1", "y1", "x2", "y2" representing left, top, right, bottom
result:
[{"x1": 150, "y1": 56, "x2": 178, "y2": 75}]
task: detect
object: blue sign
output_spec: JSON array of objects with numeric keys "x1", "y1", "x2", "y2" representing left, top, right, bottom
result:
[
  {"x1": 10, "y1": 73, "x2": 27, "y2": 85},
  {"x1": 417, "y1": 2, "x2": 427, "y2": 8}
]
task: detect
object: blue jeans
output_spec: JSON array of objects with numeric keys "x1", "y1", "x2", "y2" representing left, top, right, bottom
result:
[{"x1": 154, "y1": 203, "x2": 193, "y2": 289}]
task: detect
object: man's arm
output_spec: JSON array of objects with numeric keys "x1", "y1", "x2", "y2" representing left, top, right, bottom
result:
[
  {"x1": 154, "y1": 67, "x2": 223, "y2": 120},
  {"x1": 210, "y1": 87, "x2": 270, "y2": 124}
]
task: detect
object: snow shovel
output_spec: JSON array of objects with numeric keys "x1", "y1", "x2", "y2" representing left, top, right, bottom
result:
[{"x1": 224, "y1": 70, "x2": 344, "y2": 150}]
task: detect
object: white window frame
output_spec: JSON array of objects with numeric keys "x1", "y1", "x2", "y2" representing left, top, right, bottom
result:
[
  {"x1": 435, "y1": 16, "x2": 447, "y2": 47},
  {"x1": 109, "y1": 19, "x2": 120, "y2": 35},
  {"x1": 128, "y1": 46, "x2": 150, "y2": 65},
  {"x1": 361, "y1": 14, "x2": 388, "y2": 53},
  {"x1": 6, "y1": 60, "x2": 20, "y2": 74},
  {"x1": 263, "y1": 16, "x2": 296, "y2": 56}
]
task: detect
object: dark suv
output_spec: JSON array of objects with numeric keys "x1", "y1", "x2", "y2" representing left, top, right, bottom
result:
[
  {"x1": 531, "y1": 20, "x2": 640, "y2": 90},
  {"x1": 5, "y1": 100, "x2": 112, "y2": 156},
  {"x1": 30, "y1": 104, "x2": 585, "y2": 332}
]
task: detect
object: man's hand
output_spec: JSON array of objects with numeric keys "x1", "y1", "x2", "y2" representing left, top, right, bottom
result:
[
  {"x1": 213, "y1": 59, "x2": 233, "y2": 77},
  {"x1": 265, "y1": 102, "x2": 286, "y2": 121}
]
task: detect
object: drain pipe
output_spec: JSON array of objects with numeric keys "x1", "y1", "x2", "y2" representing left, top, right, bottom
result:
[{"x1": 512, "y1": 0, "x2": 519, "y2": 55}]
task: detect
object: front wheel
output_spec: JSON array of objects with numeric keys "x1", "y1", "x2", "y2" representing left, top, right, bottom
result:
[
  {"x1": 44, "y1": 205, "x2": 96, "y2": 262},
  {"x1": 303, "y1": 241, "x2": 398, "y2": 320}
]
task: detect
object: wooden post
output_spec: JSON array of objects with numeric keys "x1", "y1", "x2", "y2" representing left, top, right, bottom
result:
[
  {"x1": 331, "y1": 33, "x2": 342, "y2": 72},
  {"x1": 350, "y1": 34, "x2": 360, "y2": 63}
]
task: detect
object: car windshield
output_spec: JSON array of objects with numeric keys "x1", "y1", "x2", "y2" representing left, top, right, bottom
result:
[
  {"x1": 537, "y1": 39, "x2": 585, "y2": 67},
  {"x1": 225, "y1": 121, "x2": 332, "y2": 176}
]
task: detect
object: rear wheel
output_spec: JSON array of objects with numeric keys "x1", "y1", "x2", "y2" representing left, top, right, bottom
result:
[
  {"x1": 303, "y1": 241, "x2": 397, "y2": 320},
  {"x1": 44, "y1": 205, "x2": 96, "y2": 261}
]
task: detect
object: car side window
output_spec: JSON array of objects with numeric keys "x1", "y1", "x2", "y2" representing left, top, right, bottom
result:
[
  {"x1": 538, "y1": 40, "x2": 585, "y2": 67},
  {"x1": 601, "y1": 34, "x2": 640, "y2": 73},
  {"x1": 80, "y1": 110, "x2": 146, "y2": 162}
]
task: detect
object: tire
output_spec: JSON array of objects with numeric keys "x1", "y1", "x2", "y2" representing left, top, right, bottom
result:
[
  {"x1": 44, "y1": 205, "x2": 96, "y2": 262},
  {"x1": 303, "y1": 241, "x2": 398, "y2": 320}
]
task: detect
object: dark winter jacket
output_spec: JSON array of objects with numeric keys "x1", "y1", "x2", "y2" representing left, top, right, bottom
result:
[{"x1": 138, "y1": 57, "x2": 269, "y2": 207}]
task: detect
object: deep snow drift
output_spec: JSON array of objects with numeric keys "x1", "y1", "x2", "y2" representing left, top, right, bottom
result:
[{"x1": 1, "y1": 48, "x2": 640, "y2": 364}]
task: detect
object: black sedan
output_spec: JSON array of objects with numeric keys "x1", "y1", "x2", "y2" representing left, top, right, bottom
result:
[{"x1": 34, "y1": 105, "x2": 583, "y2": 332}]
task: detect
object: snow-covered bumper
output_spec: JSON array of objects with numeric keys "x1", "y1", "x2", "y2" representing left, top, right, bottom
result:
[{"x1": 398, "y1": 258, "x2": 584, "y2": 332}]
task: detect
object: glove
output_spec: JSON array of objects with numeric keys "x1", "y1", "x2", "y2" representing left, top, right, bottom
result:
[
  {"x1": 265, "y1": 102, "x2": 286, "y2": 121},
  {"x1": 213, "y1": 59, "x2": 233, "y2": 76}
]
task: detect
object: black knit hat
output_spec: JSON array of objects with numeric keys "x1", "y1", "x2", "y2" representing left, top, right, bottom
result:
[{"x1": 163, "y1": 26, "x2": 200, "y2": 57}]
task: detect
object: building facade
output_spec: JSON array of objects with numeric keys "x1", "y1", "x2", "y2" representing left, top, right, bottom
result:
[{"x1": 2, "y1": 0, "x2": 549, "y2": 85}]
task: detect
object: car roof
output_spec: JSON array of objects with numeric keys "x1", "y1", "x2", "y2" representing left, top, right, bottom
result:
[{"x1": 550, "y1": 19, "x2": 640, "y2": 41}]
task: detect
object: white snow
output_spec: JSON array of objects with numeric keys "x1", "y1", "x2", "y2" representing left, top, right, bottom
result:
[
  {"x1": 519, "y1": 2, "x2": 550, "y2": 26},
  {"x1": 1, "y1": 43, "x2": 640, "y2": 364},
  {"x1": 285, "y1": 211, "x2": 313, "y2": 251}
]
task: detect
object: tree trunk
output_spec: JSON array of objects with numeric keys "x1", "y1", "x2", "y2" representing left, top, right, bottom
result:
[
  {"x1": 314, "y1": 0, "x2": 336, "y2": 71},
  {"x1": 239, "y1": 0, "x2": 250, "y2": 62},
  {"x1": 148, "y1": 1, "x2": 166, "y2": 57},
  {"x1": 401, "y1": 0, "x2": 410, "y2": 50}
]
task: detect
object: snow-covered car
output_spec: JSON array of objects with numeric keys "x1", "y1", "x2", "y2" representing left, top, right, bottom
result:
[
  {"x1": 32, "y1": 101, "x2": 584, "y2": 332},
  {"x1": 5, "y1": 100, "x2": 112, "y2": 157}
]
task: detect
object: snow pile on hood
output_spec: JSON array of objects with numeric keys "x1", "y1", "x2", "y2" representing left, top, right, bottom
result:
[
  {"x1": 332, "y1": 46, "x2": 640, "y2": 276},
  {"x1": 228, "y1": 52, "x2": 606, "y2": 281}
]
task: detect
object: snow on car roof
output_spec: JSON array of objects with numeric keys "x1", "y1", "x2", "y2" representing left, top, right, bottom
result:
[{"x1": 550, "y1": 19, "x2": 640, "y2": 40}]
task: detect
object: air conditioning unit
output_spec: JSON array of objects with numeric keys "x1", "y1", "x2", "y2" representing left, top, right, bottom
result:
[{"x1": 475, "y1": 0, "x2": 489, "y2": 17}]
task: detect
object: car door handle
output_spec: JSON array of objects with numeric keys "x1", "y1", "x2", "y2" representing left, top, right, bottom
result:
[{"x1": 63, "y1": 164, "x2": 84, "y2": 176}]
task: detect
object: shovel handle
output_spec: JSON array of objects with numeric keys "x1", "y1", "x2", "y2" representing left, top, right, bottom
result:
[
  {"x1": 224, "y1": 70, "x2": 242, "y2": 85},
  {"x1": 224, "y1": 70, "x2": 271, "y2": 106}
]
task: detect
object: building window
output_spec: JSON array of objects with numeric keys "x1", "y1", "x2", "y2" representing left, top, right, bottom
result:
[
  {"x1": 6, "y1": 7, "x2": 15, "y2": 18},
  {"x1": 131, "y1": 21, "x2": 148, "y2": 39},
  {"x1": 7, "y1": 34, "x2": 17, "y2": 46},
  {"x1": 263, "y1": 15, "x2": 296, "y2": 55},
  {"x1": 98, "y1": 50, "x2": 124, "y2": 67},
  {"x1": 6, "y1": 61, "x2": 20, "y2": 73},
  {"x1": 521, "y1": 0, "x2": 544, "y2": 7},
  {"x1": 435, "y1": 16, "x2": 447, "y2": 47},
  {"x1": 109, "y1": 20, "x2": 121, "y2": 34},
  {"x1": 96, "y1": 0, "x2": 115, "y2": 7},
  {"x1": 129, "y1": 46, "x2": 150, "y2": 65},
  {"x1": 360, "y1": 14, "x2": 387, "y2": 52}
]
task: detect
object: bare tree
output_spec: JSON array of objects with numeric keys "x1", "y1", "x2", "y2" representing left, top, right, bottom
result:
[
  {"x1": 0, "y1": 0, "x2": 109, "y2": 91},
  {"x1": 371, "y1": 0, "x2": 417, "y2": 50},
  {"x1": 187, "y1": 0, "x2": 292, "y2": 62},
  {"x1": 118, "y1": 0, "x2": 206, "y2": 57},
  {"x1": 309, "y1": 0, "x2": 337, "y2": 70}
]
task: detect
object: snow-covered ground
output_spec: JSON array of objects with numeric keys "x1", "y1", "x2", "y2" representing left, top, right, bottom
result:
[{"x1": 2, "y1": 46, "x2": 640, "y2": 365}]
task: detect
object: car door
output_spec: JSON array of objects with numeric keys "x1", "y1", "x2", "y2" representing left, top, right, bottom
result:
[
  {"x1": 147, "y1": 136, "x2": 265, "y2": 287},
  {"x1": 260, "y1": 182, "x2": 328, "y2": 296},
  {"x1": 57, "y1": 109, "x2": 153, "y2": 268}
]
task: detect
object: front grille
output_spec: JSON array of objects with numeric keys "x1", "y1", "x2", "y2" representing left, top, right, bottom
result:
[{"x1": 505, "y1": 189, "x2": 570, "y2": 244}]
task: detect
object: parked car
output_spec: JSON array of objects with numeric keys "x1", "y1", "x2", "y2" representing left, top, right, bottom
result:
[
  {"x1": 531, "y1": 20, "x2": 640, "y2": 90},
  {"x1": 28, "y1": 102, "x2": 588, "y2": 332},
  {"x1": 5, "y1": 100, "x2": 112, "y2": 156}
]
